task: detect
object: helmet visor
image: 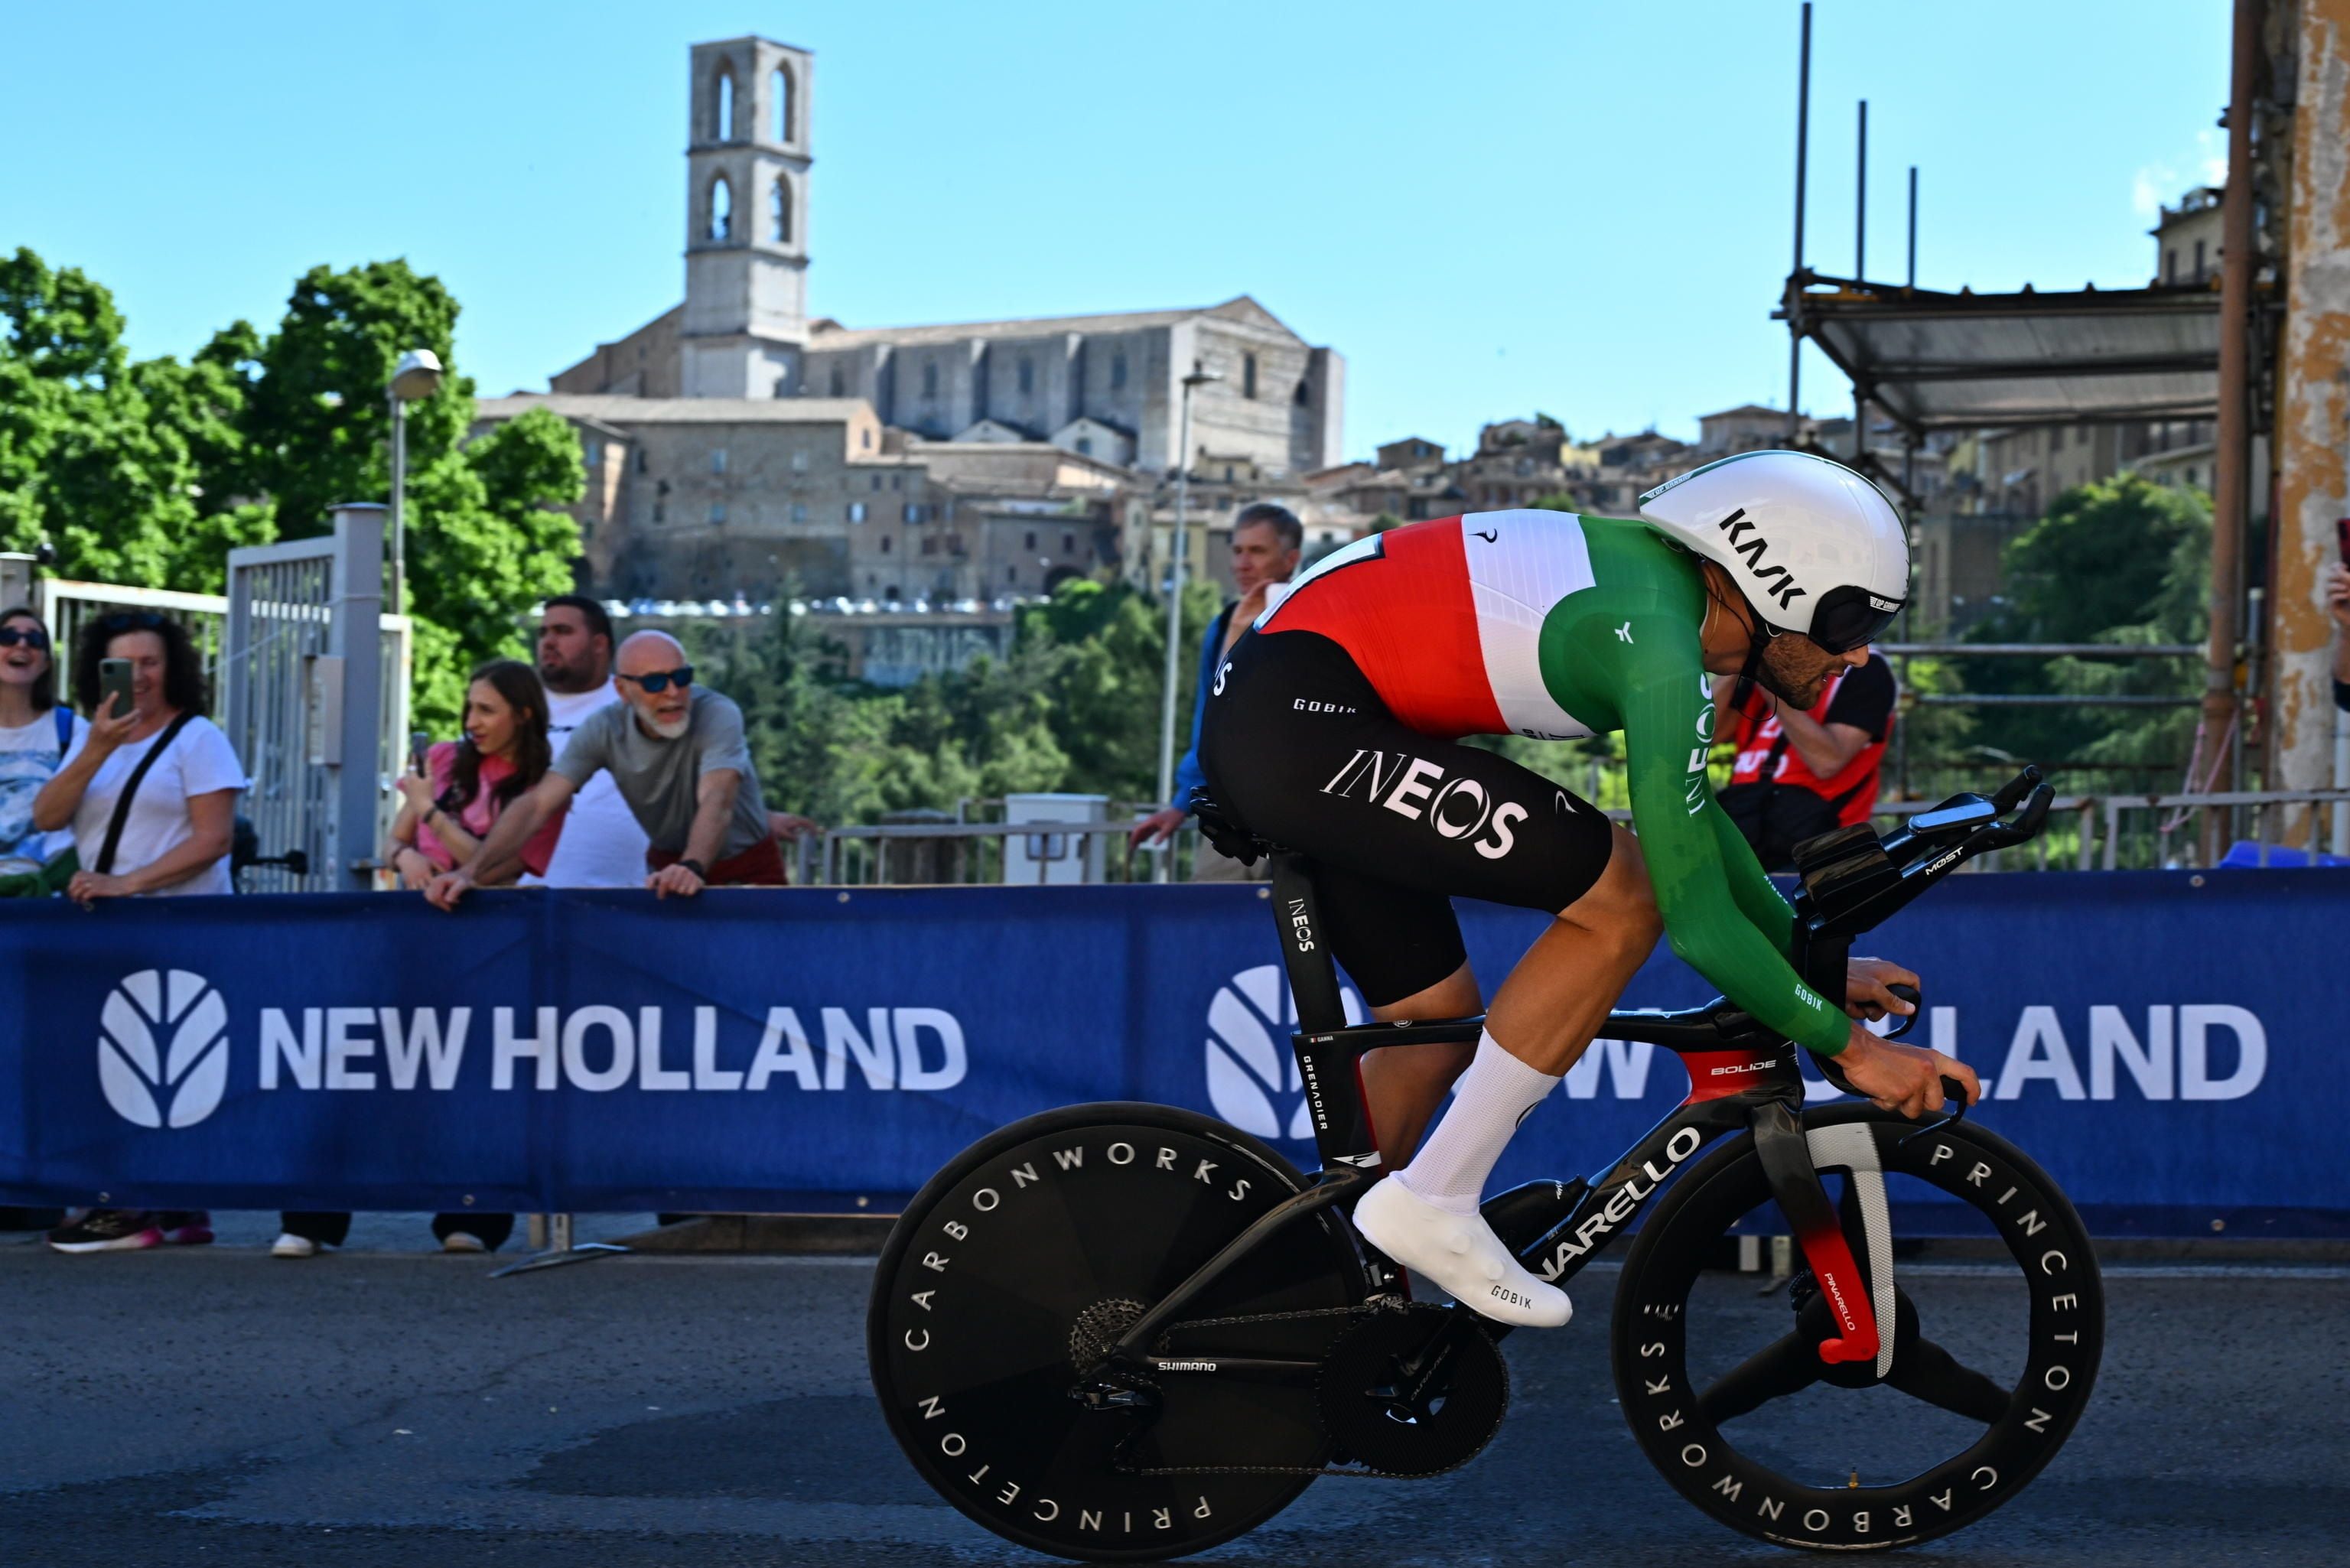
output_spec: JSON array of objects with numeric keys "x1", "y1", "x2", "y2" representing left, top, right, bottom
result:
[{"x1": 1802, "y1": 583, "x2": 1903, "y2": 655}]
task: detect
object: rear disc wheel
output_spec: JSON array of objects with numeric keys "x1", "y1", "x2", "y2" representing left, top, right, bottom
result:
[{"x1": 869, "y1": 1101, "x2": 1365, "y2": 1563}]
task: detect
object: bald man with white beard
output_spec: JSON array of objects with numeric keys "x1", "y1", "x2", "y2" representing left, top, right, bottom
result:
[{"x1": 426, "y1": 632, "x2": 793, "y2": 906}]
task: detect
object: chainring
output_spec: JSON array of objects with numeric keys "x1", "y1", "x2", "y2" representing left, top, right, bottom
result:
[{"x1": 1315, "y1": 1303, "x2": 1509, "y2": 1479}]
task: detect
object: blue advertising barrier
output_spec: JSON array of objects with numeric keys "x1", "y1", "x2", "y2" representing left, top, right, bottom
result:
[{"x1": 0, "y1": 871, "x2": 2341, "y2": 1236}]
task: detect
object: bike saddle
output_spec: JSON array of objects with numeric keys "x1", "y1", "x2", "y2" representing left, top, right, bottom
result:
[{"x1": 1189, "y1": 789, "x2": 1281, "y2": 867}]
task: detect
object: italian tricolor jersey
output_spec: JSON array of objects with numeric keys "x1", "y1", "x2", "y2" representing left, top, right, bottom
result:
[
  {"x1": 1258, "y1": 509, "x2": 1600, "y2": 740},
  {"x1": 1253, "y1": 509, "x2": 1852, "y2": 1059}
]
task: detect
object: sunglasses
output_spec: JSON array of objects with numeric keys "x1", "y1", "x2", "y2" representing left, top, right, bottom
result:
[
  {"x1": 617, "y1": 665, "x2": 695, "y2": 694},
  {"x1": 1799, "y1": 584, "x2": 1903, "y2": 656},
  {"x1": 96, "y1": 611, "x2": 167, "y2": 633},
  {"x1": 0, "y1": 626, "x2": 50, "y2": 651}
]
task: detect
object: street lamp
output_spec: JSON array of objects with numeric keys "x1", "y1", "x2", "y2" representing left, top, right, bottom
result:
[
  {"x1": 387, "y1": 348, "x2": 444, "y2": 614},
  {"x1": 1153, "y1": 362, "x2": 1222, "y2": 882}
]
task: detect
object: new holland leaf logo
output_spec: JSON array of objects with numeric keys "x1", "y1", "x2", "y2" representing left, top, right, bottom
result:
[
  {"x1": 99, "y1": 969, "x2": 229, "y2": 1129},
  {"x1": 1204, "y1": 965, "x2": 1363, "y2": 1141}
]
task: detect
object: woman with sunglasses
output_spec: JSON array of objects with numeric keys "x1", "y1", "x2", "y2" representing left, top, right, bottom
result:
[
  {"x1": 1192, "y1": 450, "x2": 1969, "y2": 1328},
  {"x1": 0, "y1": 607, "x2": 80, "y2": 894}
]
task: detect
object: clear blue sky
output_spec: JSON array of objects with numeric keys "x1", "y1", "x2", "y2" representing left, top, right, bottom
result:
[{"x1": 2, "y1": 1, "x2": 2228, "y2": 460}]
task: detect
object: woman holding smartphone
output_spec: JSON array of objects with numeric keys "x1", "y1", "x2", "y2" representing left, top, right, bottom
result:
[{"x1": 32, "y1": 612, "x2": 247, "y2": 1254}]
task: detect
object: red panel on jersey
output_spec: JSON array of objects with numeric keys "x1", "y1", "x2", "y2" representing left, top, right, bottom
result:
[{"x1": 1266, "y1": 517, "x2": 1508, "y2": 737}]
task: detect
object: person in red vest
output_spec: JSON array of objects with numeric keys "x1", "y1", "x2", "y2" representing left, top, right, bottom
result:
[{"x1": 1711, "y1": 648, "x2": 1898, "y2": 871}]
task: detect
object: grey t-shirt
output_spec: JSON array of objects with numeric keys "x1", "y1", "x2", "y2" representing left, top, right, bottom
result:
[{"x1": 552, "y1": 687, "x2": 771, "y2": 860}]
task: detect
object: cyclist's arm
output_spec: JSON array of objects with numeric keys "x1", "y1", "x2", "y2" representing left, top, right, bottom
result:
[
  {"x1": 1579, "y1": 617, "x2": 1849, "y2": 1057},
  {"x1": 1704, "y1": 794, "x2": 1801, "y2": 965}
]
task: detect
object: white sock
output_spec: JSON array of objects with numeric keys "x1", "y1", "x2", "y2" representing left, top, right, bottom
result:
[{"x1": 1395, "y1": 1030, "x2": 1561, "y2": 1216}]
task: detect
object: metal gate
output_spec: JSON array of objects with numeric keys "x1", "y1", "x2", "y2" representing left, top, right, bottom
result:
[{"x1": 223, "y1": 505, "x2": 405, "y2": 893}]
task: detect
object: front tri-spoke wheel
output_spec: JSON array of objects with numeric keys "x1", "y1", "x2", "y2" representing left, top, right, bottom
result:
[{"x1": 1610, "y1": 1106, "x2": 2103, "y2": 1551}]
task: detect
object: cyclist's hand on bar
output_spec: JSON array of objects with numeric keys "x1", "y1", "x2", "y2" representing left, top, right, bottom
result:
[
  {"x1": 1843, "y1": 956, "x2": 1920, "y2": 1021},
  {"x1": 1838, "y1": 1028, "x2": 1981, "y2": 1117}
]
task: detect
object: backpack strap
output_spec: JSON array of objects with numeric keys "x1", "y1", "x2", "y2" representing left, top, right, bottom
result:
[
  {"x1": 54, "y1": 705, "x2": 71, "y2": 760},
  {"x1": 94, "y1": 712, "x2": 198, "y2": 877}
]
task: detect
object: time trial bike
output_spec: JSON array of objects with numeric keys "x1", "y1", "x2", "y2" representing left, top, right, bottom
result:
[{"x1": 868, "y1": 768, "x2": 2101, "y2": 1560}]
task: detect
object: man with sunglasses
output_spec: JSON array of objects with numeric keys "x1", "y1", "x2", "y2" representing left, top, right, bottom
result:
[
  {"x1": 1194, "y1": 449, "x2": 1975, "y2": 1329},
  {"x1": 426, "y1": 631, "x2": 784, "y2": 908}
]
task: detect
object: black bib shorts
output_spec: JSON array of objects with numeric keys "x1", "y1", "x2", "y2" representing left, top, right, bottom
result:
[{"x1": 1199, "y1": 629, "x2": 1618, "y2": 1008}]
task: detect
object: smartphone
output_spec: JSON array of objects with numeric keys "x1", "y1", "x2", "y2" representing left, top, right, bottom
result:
[
  {"x1": 409, "y1": 730, "x2": 432, "y2": 776},
  {"x1": 98, "y1": 658, "x2": 133, "y2": 721},
  {"x1": 2336, "y1": 517, "x2": 2350, "y2": 565}
]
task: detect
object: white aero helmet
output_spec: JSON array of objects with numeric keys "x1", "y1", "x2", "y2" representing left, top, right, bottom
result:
[{"x1": 1636, "y1": 449, "x2": 1909, "y2": 652}]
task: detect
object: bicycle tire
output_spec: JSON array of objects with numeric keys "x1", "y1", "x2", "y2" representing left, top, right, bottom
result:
[
  {"x1": 868, "y1": 1101, "x2": 1366, "y2": 1563},
  {"x1": 1610, "y1": 1104, "x2": 2103, "y2": 1551}
]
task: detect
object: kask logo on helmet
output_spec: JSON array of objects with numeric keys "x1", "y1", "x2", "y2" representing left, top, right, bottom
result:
[{"x1": 1713, "y1": 507, "x2": 1806, "y2": 611}]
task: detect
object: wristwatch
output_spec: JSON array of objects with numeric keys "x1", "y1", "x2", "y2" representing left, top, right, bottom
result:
[{"x1": 679, "y1": 857, "x2": 708, "y2": 879}]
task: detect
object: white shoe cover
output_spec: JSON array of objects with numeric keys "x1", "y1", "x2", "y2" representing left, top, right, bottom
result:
[{"x1": 1352, "y1": 1176, "x2": 1573, "y2": 1329}]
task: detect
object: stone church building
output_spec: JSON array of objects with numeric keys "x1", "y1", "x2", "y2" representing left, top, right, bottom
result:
[{"x1": 489, "y1": 36, "x2": 1346, "y2": 603}]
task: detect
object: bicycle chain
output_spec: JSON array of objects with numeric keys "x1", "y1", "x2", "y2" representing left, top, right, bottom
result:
[{"x1": 1112, "y1": 1298, "x2": 1487, "y2": 1481}]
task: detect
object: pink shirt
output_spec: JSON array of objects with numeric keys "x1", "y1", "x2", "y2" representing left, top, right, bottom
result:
[{"x1": 415, "y1": 741, "x2": 562, "y2": 878}]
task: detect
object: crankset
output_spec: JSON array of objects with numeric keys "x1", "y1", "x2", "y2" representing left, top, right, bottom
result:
[{"x1": 1317, "y1": 1303, "x2": 1509, "y2": 1478}]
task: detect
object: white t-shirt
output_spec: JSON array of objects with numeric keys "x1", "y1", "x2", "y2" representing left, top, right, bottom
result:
[
  {"x1": 526, "y1": 682, "x2": 653, "y2": 888},
  {"x1": 63, "y1": 714, "x2": 248, "y2": 897},
  {"x1": 0, "y1": 708, "x2": 86, "y2": 867}
]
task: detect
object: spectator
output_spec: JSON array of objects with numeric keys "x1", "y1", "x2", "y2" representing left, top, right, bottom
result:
[
  {"x1": 0, "y1": 607, "x2": 81, "y2": 896},
  {"x1": 0, "y1": 606, "x2": 76, "y2": 1231},
  {"x1": 1711, "y1": 646, "x2": 1899, "y2": 872},
  {"x1": 33, "y1": 611, "x2": 245, "y2": 1254},
  {"x1": 427, "y1": 630, "x2": 787, "y2": 908},
  {"x1": 526, "y1": 595, "x2": 652, "y2": 888},
  {"x1": 383, "y1": 659, "x2": 563, "y2": 890},
  {"x1": 2329, "y1": 563, "x2": 2350, "y2": 713},
  {"x1": 1128, "y1": 503, "x2": 1304, "y2": 880},
  {"x1": 272, "y1": 661, "x2": 564, "y2": 1261}
]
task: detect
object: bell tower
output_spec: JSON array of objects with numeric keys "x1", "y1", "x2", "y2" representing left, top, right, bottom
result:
[{"x1": 681, "y1": 37, "x2": 813, "y2": 398}]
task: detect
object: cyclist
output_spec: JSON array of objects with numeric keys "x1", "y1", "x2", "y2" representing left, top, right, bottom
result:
[{"x1": 1197, "y1": 450, "x2": 1980, "y2": 1329}]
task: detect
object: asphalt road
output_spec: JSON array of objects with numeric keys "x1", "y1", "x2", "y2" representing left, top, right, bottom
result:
[{"x1": 2, "y1": 1213, "x2": 2343, "y2": 1567}]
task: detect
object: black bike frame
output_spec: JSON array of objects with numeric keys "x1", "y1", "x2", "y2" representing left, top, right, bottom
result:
[{"x1": 1107, "y1": 774, "x2": 2052, "y2": 1377}]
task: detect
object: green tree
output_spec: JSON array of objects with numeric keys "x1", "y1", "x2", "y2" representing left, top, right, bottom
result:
[
  {"x1": 1952, "y1": 473, "x2": 2209, "y2": 786},
  {"x1": 0, "y1": 248, "x2": 273, "y2": 591},
  {"x1": 220, "y1": 260, "x2": 584, "y2": 727}
]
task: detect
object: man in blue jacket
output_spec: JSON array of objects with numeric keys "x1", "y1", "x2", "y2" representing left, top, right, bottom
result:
[{"x1": 1128, "y1": 502, "x2": 1304, "y2": 880}]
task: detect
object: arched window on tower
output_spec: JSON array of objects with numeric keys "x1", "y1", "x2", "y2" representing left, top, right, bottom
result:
[
  {"x1": 715, "y1": 70, "x2": 736, "y2": 141},
  {"x1": 1243, "y1": 353, "x2": 1259, "y2": 400},
  {"x1": 770, "y1": 177, "x2": 792, "y2": 244},
  {"x1": 773, "y1": 67, "x2": 793, "y2": 142},
  {"x1": 708, "y1": 177, "x2": 733, "y2": 242},
  {"x1": 922, "y1": 362, "x2": 939, "y2": 400}
]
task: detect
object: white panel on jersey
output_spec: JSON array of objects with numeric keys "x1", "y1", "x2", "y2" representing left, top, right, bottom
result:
[
  {"x1": 1255, "y1": 532, "x2": 1382, "y2": 632},
  {"x1": 1460, "y1": 510, "x2": 1597, "y2": 740}
]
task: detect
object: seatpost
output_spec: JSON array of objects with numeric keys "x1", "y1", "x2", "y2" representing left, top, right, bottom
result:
[{"x1": 1268, "y1": 853, "x2": 1346, "y2": 1032}]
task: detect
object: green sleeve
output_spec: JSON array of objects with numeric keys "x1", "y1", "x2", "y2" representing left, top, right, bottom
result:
[
  {"x1": 1704, "y1": 796, "x2": 1801, "y2": 965},
  {"x1": 1549, "y1": 609, "x2": 1850, "y2": 1057}
]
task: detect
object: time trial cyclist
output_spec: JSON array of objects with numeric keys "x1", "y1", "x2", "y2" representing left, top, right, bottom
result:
[{"x1": 1196, "y1": 449, "x2": 1981, "y2": 1329}]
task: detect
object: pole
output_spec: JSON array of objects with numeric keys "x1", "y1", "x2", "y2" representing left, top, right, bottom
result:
[
  {"x1": 1854, "y1": 99, "x2": 1867, "y2": 460},
  {"x1": 2202, "y1": 0, "x2": 2260, "y2": 862},
  {"x1": 1786, "y1": 2, "x2": 1812, "y2": 441},
  {"x1": 1855, "y1": 100, "x2": 1867, "y2": 280},
  {"x1": 1906, "y1": 165, "x2": 1918, "y2": 288},
  {"x1": 388, "y1": 395, "x2": 407, "y2": 616},
  {"x1": 1154, "y1": 375, "x2": 1199, "y2": 883}
]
